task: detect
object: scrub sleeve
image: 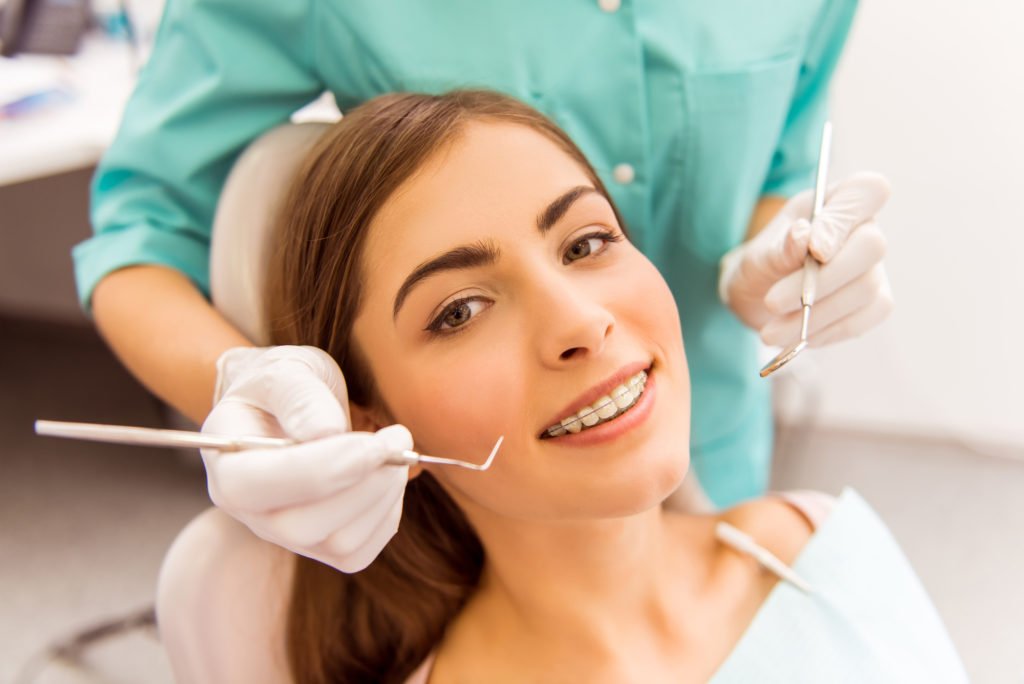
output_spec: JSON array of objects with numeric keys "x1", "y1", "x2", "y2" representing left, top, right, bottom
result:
[
  {"x1": 73, "y1": 2, "x2": 324, "y2": 305},
  {"x1": 75, "y1": 0, "x2": 858, "y2": 507}
]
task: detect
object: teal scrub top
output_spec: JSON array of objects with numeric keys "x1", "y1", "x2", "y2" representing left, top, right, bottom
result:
[{"x1": 74, "y1": 0, "x2": 857, "y2": 507}]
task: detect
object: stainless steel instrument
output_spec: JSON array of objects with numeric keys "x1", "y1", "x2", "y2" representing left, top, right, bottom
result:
[
  {"x1": 760, "y1": 121, "x2": 833, "y2": 378},
  {"x1": 34, "y1": 419, "x2": 503, "y2": 471}
]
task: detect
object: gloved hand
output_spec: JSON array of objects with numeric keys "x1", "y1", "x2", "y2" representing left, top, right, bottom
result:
[
  {"x1": 719, "y1": 172, "x2": 893, "y2": 347},
  {"x1": 202, "y1": 345, "x2": 413, "y2": 572}
]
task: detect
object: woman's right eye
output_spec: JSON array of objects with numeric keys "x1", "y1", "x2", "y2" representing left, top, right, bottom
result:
[{"x1": 426, "y1": 297, "x2": 490, "y2": 334}]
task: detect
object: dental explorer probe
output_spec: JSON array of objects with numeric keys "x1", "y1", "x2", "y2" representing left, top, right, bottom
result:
[
  {"x1": 759, "y1": 121, "x2": 832, "y2": 378},
  {"x1": 34, "y1": 419, "x2": 503, "y2": 471}
]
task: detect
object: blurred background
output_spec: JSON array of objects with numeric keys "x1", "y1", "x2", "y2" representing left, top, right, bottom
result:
[{"x1": 1, "y1": 0, "x2": 1021, "y2": 682}]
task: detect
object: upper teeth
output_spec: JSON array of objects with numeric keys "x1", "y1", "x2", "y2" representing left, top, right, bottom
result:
[{"x1": 545, "y1": 370, "x2": 648, "y2": 438}]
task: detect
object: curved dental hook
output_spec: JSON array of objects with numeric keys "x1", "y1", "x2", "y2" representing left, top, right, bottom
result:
[{"x1": 391, "y1": 435, "x2": 504, "y2": 471}]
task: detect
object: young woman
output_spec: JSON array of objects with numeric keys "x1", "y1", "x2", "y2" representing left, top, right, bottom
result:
[{"x1": 158, "y1": 91, "x2": 963, "y2": 683}]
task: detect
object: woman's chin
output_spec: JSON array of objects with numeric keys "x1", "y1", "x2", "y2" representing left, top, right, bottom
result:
[
  {"x1": 629, "y1": 466, "x2": 692, "y2": 515},
  {"x1": 558, "y1": 451, "x2": 691, "y2": 519},
  {"x1": 426, "y1": 419, "x2": 691, "y2": 522}
]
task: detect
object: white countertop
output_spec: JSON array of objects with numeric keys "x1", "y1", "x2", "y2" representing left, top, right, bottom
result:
[{"x1": 0, "y1": 35, "x2": 137, "y2": 187}]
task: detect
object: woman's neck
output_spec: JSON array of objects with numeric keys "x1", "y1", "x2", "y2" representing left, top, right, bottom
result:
[{"x1": 451, "y1": 505, "x2": 718, "y2": 665}]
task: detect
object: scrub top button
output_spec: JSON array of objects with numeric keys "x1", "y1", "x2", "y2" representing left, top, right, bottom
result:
[
  {"x1": 598, "y1": 0, "x2": 621, "y2": 12},
  {"x1": 613, "y1": 163, "x2": 635, "y2": 184}
]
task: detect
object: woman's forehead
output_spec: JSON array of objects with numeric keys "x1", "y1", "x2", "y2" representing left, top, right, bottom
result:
[{"x1": 362, "y1": 121, "x2": 593, "y2": 270}]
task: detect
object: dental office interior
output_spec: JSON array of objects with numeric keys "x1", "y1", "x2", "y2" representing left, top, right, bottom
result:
[{"x1": 1, "y1": 1, "x2": 1022, "y2": 682}]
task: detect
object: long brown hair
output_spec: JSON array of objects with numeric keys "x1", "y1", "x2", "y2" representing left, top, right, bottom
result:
[{"x1": 265, "y1": 90, "x2": 623, "y2": 683}]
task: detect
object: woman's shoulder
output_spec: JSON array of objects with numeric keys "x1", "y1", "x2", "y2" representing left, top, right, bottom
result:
[
  {"x1": 718, "y1": 489, "x2": 838, "y2": 567},
  {"x1": 766, "y1": 489, "x2": 838, "y2": 530}
]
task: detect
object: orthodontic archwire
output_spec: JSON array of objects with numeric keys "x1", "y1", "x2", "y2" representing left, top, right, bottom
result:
[{"x1": 545, "y1": 371, "x2": 647, "y2": 436}]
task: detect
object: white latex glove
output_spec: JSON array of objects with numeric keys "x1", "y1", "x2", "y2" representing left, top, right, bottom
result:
[
  {"x1": 719, "y1": 171, "x2": 894, "y2": 348},
  {"x1": 202, "y1": 345, "x2": 413, "y2": 572}
]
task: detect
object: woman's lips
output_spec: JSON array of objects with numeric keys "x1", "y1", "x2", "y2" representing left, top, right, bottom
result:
[
  {"x1": 539, "y1": 367, "x2": 657, "y2": 447},
  {"x1": 539, "y1": 360, "x2": 652, "y2": 436}
]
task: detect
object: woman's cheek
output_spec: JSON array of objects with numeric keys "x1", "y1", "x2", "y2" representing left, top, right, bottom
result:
[
  {"x1": 631, "y1": 255, "x2": 683, "y2": 342},
  {"x1": 390, "y1": 345, "x2": 525, "y2": 462}
]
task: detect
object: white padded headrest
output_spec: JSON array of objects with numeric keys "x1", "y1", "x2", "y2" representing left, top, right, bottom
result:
[{"x1": 210, "y1": 122, "x2": 331, "y2": 344}]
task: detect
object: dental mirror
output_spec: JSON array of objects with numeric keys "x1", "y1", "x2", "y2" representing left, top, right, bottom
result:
[{"x1": 760, "y1": 121, "x2": 832, "y2": 378}]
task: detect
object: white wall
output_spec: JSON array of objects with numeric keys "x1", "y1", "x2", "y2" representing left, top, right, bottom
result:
[{"x1": 777, "y1": 0, "x2": 1024, "y2": 453}]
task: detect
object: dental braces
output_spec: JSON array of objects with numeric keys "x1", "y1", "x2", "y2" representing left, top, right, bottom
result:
[{"x1": 544, "y1": 371, "x2": 647, "y2": 437}]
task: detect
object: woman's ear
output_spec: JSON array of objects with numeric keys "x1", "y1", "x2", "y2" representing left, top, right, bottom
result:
[
  {"x1": 349, "y1": 403, "x2": 424, "y2": 482},
  {"x1": 348, "y1": 402, "x2": 386, "y2": 433}
]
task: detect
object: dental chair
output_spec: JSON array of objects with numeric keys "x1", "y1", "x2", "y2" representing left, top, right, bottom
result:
[{"x1": 209, "y1": 121, "x2": 332, "y2": 345}]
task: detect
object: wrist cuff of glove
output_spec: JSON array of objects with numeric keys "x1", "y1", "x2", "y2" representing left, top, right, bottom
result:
[
  {"x1": 717, "y1": 245, "x2": 746, "y2": 308},
  {"x1": 213, "y1": 346, "x2": 265, "y2": 404}
]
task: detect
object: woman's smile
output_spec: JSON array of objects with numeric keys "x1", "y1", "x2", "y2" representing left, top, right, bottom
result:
[
  {"x1": 539, "y1": 364, "x2": 658, "y2": 448},
  {"x1": 540, "y1": 362, "x2": 652, "y2": 438}
]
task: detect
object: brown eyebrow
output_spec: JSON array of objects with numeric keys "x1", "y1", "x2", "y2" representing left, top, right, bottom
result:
[
  {"x1": 536, "y1": 185, "x2": 599, "y2": 234},
  {"x1": 393, "y1": 240, "x2": 500, "y2": 320}
]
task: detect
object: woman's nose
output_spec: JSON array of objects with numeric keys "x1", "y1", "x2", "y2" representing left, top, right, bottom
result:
[{"x1": 532, "y1": 279, "x2": 616, "y2": 365}]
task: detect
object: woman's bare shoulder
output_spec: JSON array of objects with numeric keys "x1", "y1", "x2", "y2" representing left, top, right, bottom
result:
[{"x1": 718, "y1": 494, "x2": 824, "y2": 567}]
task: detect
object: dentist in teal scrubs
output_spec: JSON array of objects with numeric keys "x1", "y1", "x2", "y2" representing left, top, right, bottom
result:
[{"x1": 75, "y1": 0, "x2": 892, "y2": 556}]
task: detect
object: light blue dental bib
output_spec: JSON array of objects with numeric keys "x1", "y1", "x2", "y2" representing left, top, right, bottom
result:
[{"x1": 709, "y1": 489, "x2": 969, "y2": 682}]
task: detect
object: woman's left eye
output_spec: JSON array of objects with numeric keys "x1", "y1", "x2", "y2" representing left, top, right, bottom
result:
[
  {"x1": 563, "y1": 230, "x2": 621, "y2": 264},
  {"x1": 426, "y1": 297, "x2": 490, "y2": 333}
]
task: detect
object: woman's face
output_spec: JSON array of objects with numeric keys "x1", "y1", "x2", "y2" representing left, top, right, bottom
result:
[{"x1": 351, "y1": 121, "x2": 690, "y2": 520}]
